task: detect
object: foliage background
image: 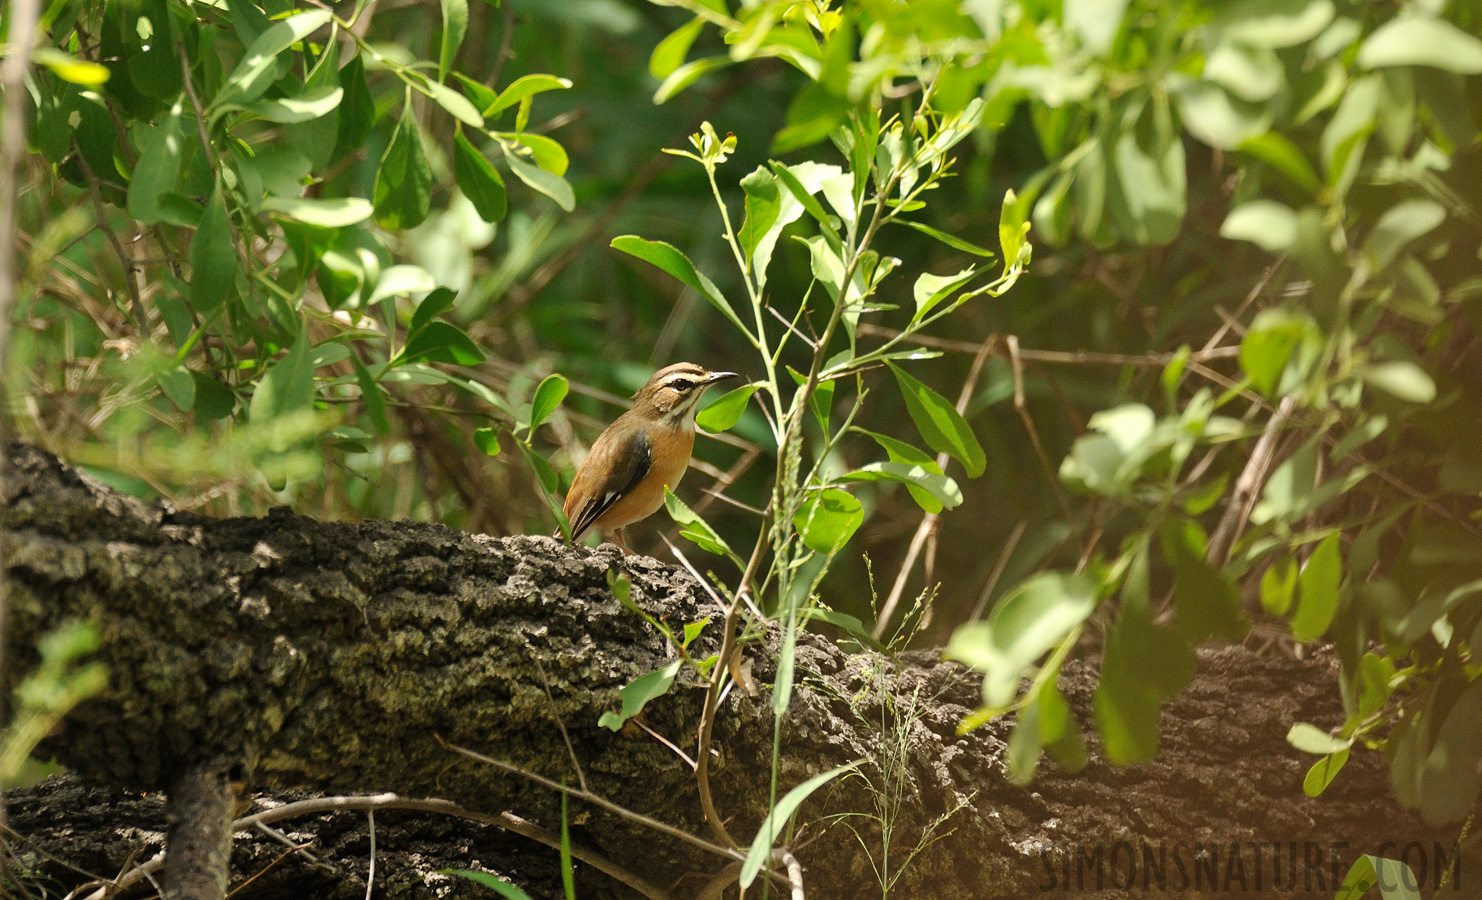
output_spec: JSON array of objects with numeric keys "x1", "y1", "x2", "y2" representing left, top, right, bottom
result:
[{"x1": 5, "y1": 0, "x2": 1482, "y2": 836}]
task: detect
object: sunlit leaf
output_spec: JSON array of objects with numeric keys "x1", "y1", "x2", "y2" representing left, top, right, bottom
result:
[
  {"x1": 528, "y1": 374, "x2": 569, "y2": 431},
  {"x1": 597, "y1": 660, "x2": 683, "y2": 731},
  {"x1": 792, "y1": 488, "x2": 863, "y2": 554},
  {"x1": 505, "y1": 151, "x2": 574, "y2": 211},
  {"x1": 213, "y1": 10, "x2": 332, "y2": 110},
  {"x1": 488, "y1": 73, "x2": 574, "y2": 115},
  {"x1": 438, "y1": 0, "x2": 469, "y2": 80},
  {"x1": 610, "y1": 236, "x2": 747, "y2": 333},
  {"x1": 1358, "y1": 17, "x2": 1482, "y2": 74},
  {"x1": 887, "y1": 362, "x2": 985, "y2": 478},
  {"x1": 1292, "y1": 533, "x2": 1341, "y2": 641},
  {"x1": 739, "y1": 763, "x2": 859, "y2": 889},
  {"x1": 696, "y1": 382, "x2": 760, "y2": 433}
]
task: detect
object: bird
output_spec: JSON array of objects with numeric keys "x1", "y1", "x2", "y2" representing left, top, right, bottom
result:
[{"x1": 563, "y1": 362, "x2": 738, "y2": 554}]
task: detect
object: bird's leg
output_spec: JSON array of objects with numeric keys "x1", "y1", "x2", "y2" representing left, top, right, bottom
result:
[{"x1": 611, "y1": 527, "x2": 634, "y2": 556}]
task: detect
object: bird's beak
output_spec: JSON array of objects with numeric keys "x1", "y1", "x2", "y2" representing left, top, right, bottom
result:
[{"x1": 706, "y1": 371, "x2": 740, "y2": 385}]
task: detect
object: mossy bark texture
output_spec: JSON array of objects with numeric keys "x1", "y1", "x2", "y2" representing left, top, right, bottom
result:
[{"x1": 1, "y1": 444, "x2": 1455, "y2": 899}]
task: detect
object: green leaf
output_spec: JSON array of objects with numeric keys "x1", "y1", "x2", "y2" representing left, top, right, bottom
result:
[
  {"x1": 1260, "y1": 555, "x2": 1297, "y2": 616},
  {"x1": 1204, "y1": 42, "x2": 1283, "y2": 102},
  {"x1": 190, "y1": 184, "x2": 236, "y2": 313},
  {"x1": 499, "y1": 133, "x2": 568, "y2": 176},
  {"x1": 249, "y1": 335, "x2": 316, "y2": 441},
  {"x1": 610, "y1": 236, "x2": 747, "y2": 334},
  {"x1": 855, "y1": 428, "x2": 948, "y2": 512},
  {"x1": 1221, "y1": 200, "x2": 1297, "y2": 253},
  {"x1": 1287, "y1": 722, "x2": 1352, "y2": 755},
  {"x1": 769, "y1": 160, "x2": 840, "y2": 241},
  {"x1": 191, "y1": 372, "x2": 236, "y2": 419},
  {"x1": 1292, "y1": 533, "x2": 1341, "y2": 641},
  {"x1": 31, "y1": 47, "x2": 110, "y2": 86},
  {"x1": 664, "y1": 488, "x2": 737, "y2": 560},
  {"x1": 426, "y1": 79, "x2": 483, "y2": 128},
  {"x1": 945, "y1": 573, "x2": 1098, "y2": 708},
  {"x1": 214, "y1": 10, "x2": 332, "y2": 110},
  {"x1": 261, "y1": 196, "x2": 374, "y2": 228},
  {"x1": 1215, "y1": 0, "x2": 1334, "y2": 48},
  {"x1": 528, "y1": 374, "x2": 569, "y2": 431},
  {"x1": 247, "y1": 85, "x2": 343, "y2": 124},
  {"x1": 334, "y1": 55, "x2": 375, "y2": 163},
  {"x1": 1162, "y1": 520, "x2": 1249, "y2": 642},
  {"x1": 654, "y1": 56, "x2": 729, "y2": 104},
  {"x1": 1364, "y1": 200, "x2": 1445, "y2": 270},
  {"x1": 444, "y1": 870, "x2": 536, "y2": 900},
  {"x1": 1239, "y1": 133, "x2": 1320, "y2": 195},
  {"x1": 366, "y1": 265, "x2": 436, "y2": 305},
  {"x1": 438, "y1": 0, "x2": 468, "y2": 80},
  {"x1": 682, "y1": 617, "x2": 709, "y2": 650},
  {"x1": 127, "y1": 104, "x2": 184, "y2": 224},
  {"x1": 156, "y1": 366, "x2": 195, "y2": 412},
  {"x1": 738, "y1": 167, "x2": 781, "y2": 267},
  {"x1": 895, "y1": 219, "x2": 997, "y2": 257},
  {"x1": 1171, "y1": 79, "x2": 1271, "y2": 150},
  {"x1": 374, "y1": 105, "x2": 433, "y2": 230},
  {"x1": 1239, "y1": 307, "x2": 1319, "y2": 396},
  {"x1": 452, "y1": 72, "x2": 498, "y2": 114},
  {"x1": 473, "y1": 427, "x2": 501, "y2": 456},
  {"x1": 1321, "y1": 75, "x2": 1378, "y2": 193},
  {"x1": 887, "y1": 362, "x2": 985, "y2": 478},
  {"x1": 453, "y1": 131, "x2": 508, "y2": 223},
  {"x1": 1358, "y1": 17, "x2": 1482, "y2": 74},
  {"x1": 488, "y1": 74, "x2": 573, "y2": 115},
  {"x1": 504, "y1": 152, "x2": 575, "y2": 211},
  {"x1": 911, "y1": 268, "x2": 978, "y2": 322},
  {"x1": 1361, "y1": 361, "x2": 1436, "y2": 404},
  {"x1": 739, "y1": 763, "x2": 860, "y2": 889},
  {"x1": 1108, "y1": 116, "x2": 1186, "y2": 246},
  {"x1": 351, "y1": 356, "x2": 388, "y2": 435},
  {"x1": 840, "y1": 462, "x2": 963, "y2": 512},
  {"x1": 397, "y1": 321, "x2": 485, "y2": 366},
  {"x1": 650, "y1": 16, "x2": 705, "y2": 78},
  {"x1": 1334, "y1": 855, "x2": 1422, "y2": 900},
  {"x1": 1064, "y1": 0, "x2": 1130, "y2": 55},
  {"x1": 597, "y1": 660, "x2": 683, "y2": 731},
  {"x1": 410, "y1": 287, "x2": 458, "y2": 335},
  {"x1": 517, "y1": 440, "x2": 572, "y2": 541},
  {"x1": 1303, "y1": 748, "x2": 1350, "y2": 797},
  {"x1": 695, "y1": 382, "x2": 759, "y2": 433},
  {"x1": 792, "y1": 488, "x2": 863, "y2": 554},
  {"x1": 1418, "y1": 678, "x2": 1482, "y2": 825}
]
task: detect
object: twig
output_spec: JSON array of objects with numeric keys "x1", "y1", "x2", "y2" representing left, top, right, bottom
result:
[
  {"x1": 854, "y1": 325, "x2": 1242, "y2": 368},
  {"x1": 528, "y1": 650, "x2": 589, "y2": 792},
  {"x1": 79, "y1": 792, "x2": 674, "y2": 900},
  {"x1": 441, "y1": 740, "x2": 747, "y2": 864},
  {"x1": 1008, "y1": 335, "x2": 1075, "y2": 523},
  {"x1": 363, "y1": 811, "x2": 375, "y2": 900},
  {"x1": 634, "y1": 719, "x2": 698, "y2": 770},
  {"x1": 1207, "y1": 394, "x2": 1298, "y2": 566},
  {"x1": 777, "y1": 848, "x2": 806, "y2": 900},
  {"x1": 968, "y1": 519, "x2": 1026, "y2": 621},
  {"x1": 252, "y1": 821, "x2": 328, "y2": 869},
  {"x1": 874, "y1": 335, "x2": 1000, "y2": 640}
]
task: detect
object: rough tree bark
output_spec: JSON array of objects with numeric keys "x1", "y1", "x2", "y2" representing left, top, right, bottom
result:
[{"x1": 0, "y1": 444, "x2": 1462, "y2": 899}]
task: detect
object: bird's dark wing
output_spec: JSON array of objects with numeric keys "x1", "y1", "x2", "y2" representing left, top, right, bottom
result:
[{"x1": 566, "y1": 427, "x2": 651, "y2": 541}]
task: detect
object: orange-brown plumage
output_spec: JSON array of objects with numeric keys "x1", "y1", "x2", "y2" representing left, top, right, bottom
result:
[{"x1": 563, "y1": 363, "x2": 737, "y2": 553}]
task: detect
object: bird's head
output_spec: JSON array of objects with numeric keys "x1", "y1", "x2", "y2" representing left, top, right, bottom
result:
[{"x1": 633, "y1": 362, "x2": 739, "y2": 425}]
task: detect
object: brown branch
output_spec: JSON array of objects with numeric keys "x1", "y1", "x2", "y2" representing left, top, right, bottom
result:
[{"x1": 163, "y1": 763, "x2": 239, "y2": 900}]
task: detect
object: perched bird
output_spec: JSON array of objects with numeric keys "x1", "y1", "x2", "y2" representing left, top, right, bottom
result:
[{"x1": 563, "y1": 362, "x2": 738, "y2": 554}]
